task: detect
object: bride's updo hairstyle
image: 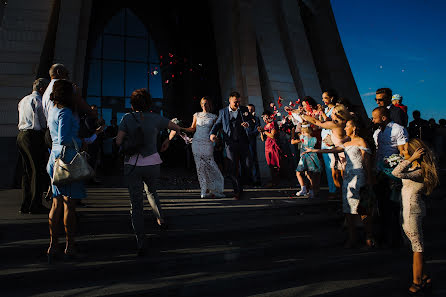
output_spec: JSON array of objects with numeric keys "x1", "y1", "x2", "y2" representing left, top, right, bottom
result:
[{"x1": 200, "y1": 96, "x2": 213, "y2": 112}]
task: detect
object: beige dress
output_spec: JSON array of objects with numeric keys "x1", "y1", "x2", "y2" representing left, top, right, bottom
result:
[{"x1": 392, "y1": 160, "x2": 425, "y2": 252}]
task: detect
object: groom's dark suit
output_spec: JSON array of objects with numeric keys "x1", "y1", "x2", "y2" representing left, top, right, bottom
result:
[{"x1": 210, "y1": 106, "x2": 254, "y2": 196}]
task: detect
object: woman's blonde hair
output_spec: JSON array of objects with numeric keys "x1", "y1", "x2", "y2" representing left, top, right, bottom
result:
[
  {"x1": 301, "y1": 124, "x2": 313, "y2": 135},
  {"x1": 407, "y1": 138, "x2": 439, "y2": 195},
  {"x1": 332, "y1": 104, "x2": 352, "y2": 123}
]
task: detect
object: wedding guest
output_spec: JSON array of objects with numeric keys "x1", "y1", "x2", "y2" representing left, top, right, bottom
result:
[
  {"x1": 182, "y1": 97, "x2": 225, "y2": 198},
  {"x1": 17, "y1": 78, "x2": 50, "y2": 214},
  {"x1": 42, "y1": 64, "x2": 96, "y2": 147},
  {"x1": 303, "y1": 116, "x2": 375, "y2": 247},
  {"x1": 291, "y1": 125, "x2": 321, "y2": 198},
  {"x1": 391, "y1": 94, "x2": 408, "y2": 114},
  {"x1": 116, "y1": 88, "x2": 181, "y2": 256},
  {"x1": 300, "y1": 104, "x2": 352, "y2": 193},
  {"x1": 319, "y1": 90, "x2": 338, "y2": 198},
  {"x1": 300, "y1": 96, "x2": 322, "y2": 195},
  {"x1": 392, "y1": 139, "x2": 438, "y2": 295},
  {"x1": 375, "y1": 88, "x2": 408, "y2": 126},
  {"x1": 372, "y1": 106, "x2": 408, "y2": 248},
  {"x1": 46, "y1": 80, "x2": 85, "y2": 263},
  {"x1": 258, "y1": 110, "x2": 281, "y2": 187},
  {"x1": 408, "y1": 110, "x2": 429, "y2": 141},
  {"x1": 210, "y1": 91, "x2": 254, "y2": 200},
  {"x1": 247, "y1": 104, "x2": 261, "y2": 186}
]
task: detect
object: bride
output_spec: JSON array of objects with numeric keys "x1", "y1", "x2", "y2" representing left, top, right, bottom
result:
[{"x1": 183, "y1": 97, "x2": 225, "y2": 198}]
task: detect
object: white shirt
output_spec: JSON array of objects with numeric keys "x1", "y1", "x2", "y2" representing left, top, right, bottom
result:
[
  {"x1": 373, "y1": 121, "x2": 408, "y2": 163},
  {"x1": 18, "y1": 91, "x2": 47, "y2": 131},
  {"x1": 42, "y1": 79, "x2": 57, "y2": 120},
  {"x1": 321, "y1": 106, "x2": 334, "y2": 149},
  {"x1": 228, "y1": 106, "x2": 239, "y2": 120}
]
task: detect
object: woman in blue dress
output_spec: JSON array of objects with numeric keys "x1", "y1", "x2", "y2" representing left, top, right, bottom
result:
[{"x1": 46, "y1": 80, "x2": 85, "y2": 262}]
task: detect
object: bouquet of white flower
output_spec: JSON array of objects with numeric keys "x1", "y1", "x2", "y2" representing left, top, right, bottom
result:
[{"x1": 384, "y1": 154, "x2": 404, "y2": 168}]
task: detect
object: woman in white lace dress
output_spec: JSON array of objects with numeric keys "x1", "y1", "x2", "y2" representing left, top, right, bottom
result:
[
  {"x1": 392, "y1": 139, "x2": 438, "y2": 295},
  {"x1": 303, "y1": 116, "x2": 374, "y2": 248},
  {"x1": 183, "y1": 97, "x2": 225, "y2": 198}
]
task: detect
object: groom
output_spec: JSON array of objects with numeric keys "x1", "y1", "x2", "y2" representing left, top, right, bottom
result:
[{"x1": 210, "y1": 91, "x2": 254, "y2": 200}]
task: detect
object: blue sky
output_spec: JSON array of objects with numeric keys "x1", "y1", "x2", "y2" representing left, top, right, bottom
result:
[{"x1": 331, "y1": 0, "x2": 446, "y2": 121}]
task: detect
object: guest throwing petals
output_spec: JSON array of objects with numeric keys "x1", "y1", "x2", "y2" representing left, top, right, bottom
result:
[{"x1": 258, "y1": 110, "x2": 281, "y2": 187}]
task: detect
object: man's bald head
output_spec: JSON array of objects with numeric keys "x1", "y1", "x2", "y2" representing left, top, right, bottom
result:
[
  {"x1": 49, "y1": 64, "x2": 69, "y2": 79},
  {"x1": 372, "y1": 106, "x2": 390, "y2": 126}
]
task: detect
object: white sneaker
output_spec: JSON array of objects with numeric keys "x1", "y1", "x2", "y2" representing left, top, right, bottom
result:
[
  {"x1": 212, "y1": 192, "x2": 226, "y2": 198},
  {"x1": 296, "y1": 188, "x2": 308, "y2": 196}
]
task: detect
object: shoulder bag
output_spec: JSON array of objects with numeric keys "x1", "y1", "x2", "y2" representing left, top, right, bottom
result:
[{"x1": 53, "y1": 138, "x2": 95, "y2": 186}]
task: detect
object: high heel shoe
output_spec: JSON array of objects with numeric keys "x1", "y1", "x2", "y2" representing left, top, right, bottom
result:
[
  {"x1": 47, "y1": 248, "x2": 58, "y2": 264},
  {"x1": 422, "y1": 276, "x2": 432, "y2": 295},
  {"x1": 408, "y1": 282, "x2": 424, "y2": 296}
]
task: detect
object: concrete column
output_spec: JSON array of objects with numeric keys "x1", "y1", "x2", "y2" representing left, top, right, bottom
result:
[
  {"x1": 0, "y1": 0, "x2": 54, "y2": 137},
  {"x1": 252, "y1": 0, "x2": 299, "y2": 102},
  {"x1": 279, "y1": 0, "x2": 322, "y2": 101}
]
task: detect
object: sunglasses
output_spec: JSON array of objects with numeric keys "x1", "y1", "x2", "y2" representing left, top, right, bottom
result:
[{"x1": 375, "y1": 98, "x2": 385, "y2": 102}]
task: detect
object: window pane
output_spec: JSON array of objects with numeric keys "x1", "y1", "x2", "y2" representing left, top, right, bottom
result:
[
  {"x1": 126, "y1": 9, "x2": 148, "y2": 37},
  {"x1": 103, "y1": 35, "x2": 124, "y2": 60},
  {"x1": 104, "y1": 10, "x2": 124, "y2": 35},
  {"x1": 87, "y1": 97, "x2": 101, "y2": 107},
  {"x1": 117, "y1": 112, "x2": 127, "y2": 124},
  {"x1": 87, "y1": 60, "x2": 101, "y2": 96},
  {"x1": 125, "y1": 62, "x2": 148, "y2": 97},
  {"x1": 126, "y1": 37, "x2": 148, "y2": 62},
  {"x1": 101, "y1": 108, "x2": 112, "y2": 128},
  {"x1": 125, "y1": 98, "x2": 131, "y2": 108},
  {"x1": 149, "y1": 38, "x2": 160, "y2": 63},
  {"x1": 149, "y1": 64, "x2": 163, "y2": 99},
  {"x1": 90, "y1": 35, "x2": 102, "y2": 58},
  {"x1": 103, "y1": 61, "x2": 124, "y2": 97}
]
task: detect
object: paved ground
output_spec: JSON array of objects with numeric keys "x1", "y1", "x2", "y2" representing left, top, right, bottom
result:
[{"x1": 1, "y1": 184, "x2": 445, "y2": 297}]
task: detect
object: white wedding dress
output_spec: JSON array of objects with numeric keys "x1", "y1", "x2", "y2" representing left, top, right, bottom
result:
[
  {"x1": 192, "y1": 112, "x2": 224, "y2": 197},
  {"x1": 342, "y1": 145, "x2": 371, "y2": 214}
]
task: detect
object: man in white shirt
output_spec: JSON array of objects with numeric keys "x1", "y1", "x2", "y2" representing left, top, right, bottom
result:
[
  {"x1": 372, "y1": 106, "x2": 408, "y2": 248},
  {"x1": 42, "y1": 64, "x2": 69, "y2": 120},
  {"x1": 372, "y1": 107, "x2": 408, "y2": 166},
  {"x1": 17, "y1": 78, "x2": 50, "y2": 214}
]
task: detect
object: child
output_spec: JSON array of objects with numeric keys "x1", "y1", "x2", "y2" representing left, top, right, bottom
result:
[
  {"x1": 258, "y1": 110, "x2": 281, "y2": 187},
  {"x1": 291, "y1": 124, "x2": 321, "y2": 198},
  {"x1": 392, "y1": 139, "x2": 438, "y2": 295}
]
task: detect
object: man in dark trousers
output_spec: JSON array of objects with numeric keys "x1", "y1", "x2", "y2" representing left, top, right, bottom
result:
[
  {"x1": 247, "y1": 104, "x2": 261, "y2": 186},
  {"x1": 17, "y1": 78, "x2": 50, "y2": 214},
  {"x1": 210, "y1": 91, "x2": 254, "y2": 200}
]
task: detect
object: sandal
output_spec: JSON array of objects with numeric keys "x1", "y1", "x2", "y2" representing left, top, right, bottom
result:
[
  {"x1": 422, "y1": 275, "x2": 432, "y2": 295},
  {"x1": 408, "y1": 282, "x2": 424, "y2": 296}
]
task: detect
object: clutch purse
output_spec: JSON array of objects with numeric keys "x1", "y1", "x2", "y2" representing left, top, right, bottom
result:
[{"x1": 52, "y1": 138, "x2": 95, "y2": 186}]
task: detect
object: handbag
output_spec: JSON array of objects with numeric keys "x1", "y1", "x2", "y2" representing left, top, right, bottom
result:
[
  {"x1": 52, "y1": 138, "x2": 95, "y2": 186},
  {"x1": 121, "y1": 112, "x2": 144, "y2": 156}
]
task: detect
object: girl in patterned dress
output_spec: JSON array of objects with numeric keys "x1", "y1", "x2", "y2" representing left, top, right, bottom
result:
[{"x1": 291, "y1": 125, "x2": 321, "y2": 198}]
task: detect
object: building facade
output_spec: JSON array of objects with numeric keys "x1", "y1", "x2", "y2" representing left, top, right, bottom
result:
[{"x1": 0, "y1": 0, "x2": 363, "y2": 187}]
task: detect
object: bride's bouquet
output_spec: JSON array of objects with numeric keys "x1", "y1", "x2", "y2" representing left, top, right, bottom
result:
[
  {"x1": 382, "y1": 153, "x2": 404, "y2": 180},
  {"x1": 384, "y1": 154, "x2": 404, "y2": 168}
]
